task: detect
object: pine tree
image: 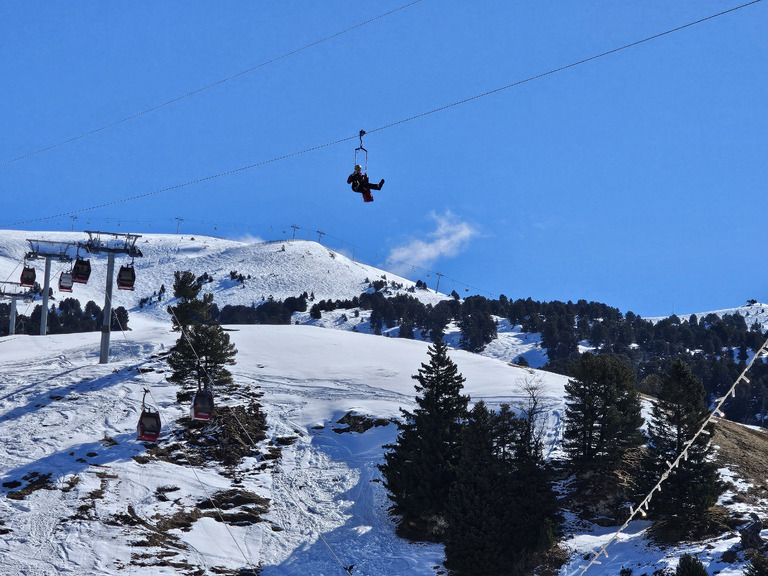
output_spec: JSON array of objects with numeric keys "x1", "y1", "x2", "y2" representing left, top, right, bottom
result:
[
  {"x1": 379, "y1": 338, "x2": 470, "y2": 540},
  {"x1": 676, "y1": 553, "x2": 708, "y2": 576},
  {"x1": 445, "y1": 402, "x2": 519, "y2": 575},
  {"x1": 167, "y1": 270, "x2": 214, "y2": 330},
  {"x1": 644, "y1": 359, "x2": 725, "y2": 523},
  {"x1": 564, "y1": 353, "x2": 644, "y2": 466},
  {"x1": 444, "y1": 402, "x2": 559, "y2": 575},
  {"x1": 746, "y1": 552, "x2": 768, "y2": 576},
  {"x1": 166, "y1": 270, "x2": 237, "y2": 394},
  {"x1": 167, "y1": 323, "x2": 237, "y2": 391}
]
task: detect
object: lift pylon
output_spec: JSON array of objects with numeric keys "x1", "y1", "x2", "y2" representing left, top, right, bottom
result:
[
  {"x1": 0, "y1": 282, "x2": 34, "y2": 336},
  {"x1": 25, "y1": 239, "x2": 76, "y2": 336},
  {"x1": 81, "y1": 231, "x2": 143, "y2": 363}
]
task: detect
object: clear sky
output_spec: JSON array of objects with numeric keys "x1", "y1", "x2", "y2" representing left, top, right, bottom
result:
[{"x1": 2, "y1": 1, "x2": 766, "y2": 318}]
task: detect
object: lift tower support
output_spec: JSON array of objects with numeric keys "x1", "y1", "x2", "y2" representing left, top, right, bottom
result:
[
  {"x1": 0, "y1": 282, "x2": 33, "y2": 335},
  {"x1": 82, "y1": 231, "x2": 143, "y2": 364},
  {"x1": 25, "y1": 240, "x2": 77, "y2": 335}
]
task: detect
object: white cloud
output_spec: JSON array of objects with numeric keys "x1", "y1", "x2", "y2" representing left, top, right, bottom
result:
[{"x1": 386, "y1": 211, "x2": 477, "y2": 274}]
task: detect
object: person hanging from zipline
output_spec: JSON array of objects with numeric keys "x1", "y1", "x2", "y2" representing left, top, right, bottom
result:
[
  {"x1": 347, "y1": 164, "x2": 385, "y2": 199},
  {"x1": 347, "y1": 130, "x2": 384, "y2": 202}
]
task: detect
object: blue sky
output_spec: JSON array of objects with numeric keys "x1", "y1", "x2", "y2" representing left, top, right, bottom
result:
[{"x1": 2, "y1": 1, "x2": 766, "y2": 318}]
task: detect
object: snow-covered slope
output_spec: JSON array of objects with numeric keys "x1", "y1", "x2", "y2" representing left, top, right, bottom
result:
[
  {"x1": 1, "y1": 229, "x2": 765, "y2": 575},
  {"x1": 0, "y1": 230, "x2": 446, "y2": 323},
  {"x1": 0, "y1": 316, "x2": 565, "y2": 575},
  {"x1": 646, "y1": 302, "x2": 768, "y2": 330},
  {"x1": 1, "y1": 316, "x2": 762, "y2": 575}
]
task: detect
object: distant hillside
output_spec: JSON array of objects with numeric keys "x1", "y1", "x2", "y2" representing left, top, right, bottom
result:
[
  {"x1": 3, "y1": 229, "x2": 768, "y2": 428},
  {"x1": 0, "y1": 231, "x2": 446, "y2": 317}
]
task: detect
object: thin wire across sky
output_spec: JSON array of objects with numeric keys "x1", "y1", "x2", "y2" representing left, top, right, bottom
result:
[{"x1": 5, "y1": 0, "x2": 762, "y2": 229}]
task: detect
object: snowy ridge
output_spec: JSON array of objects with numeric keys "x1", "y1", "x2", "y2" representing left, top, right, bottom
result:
[
  {"x1": 646, "y1": 302, "x2": 768, "y2": 330},
  {"x1": 0, "y1": 231, "x2": 445, "y2": 322}
]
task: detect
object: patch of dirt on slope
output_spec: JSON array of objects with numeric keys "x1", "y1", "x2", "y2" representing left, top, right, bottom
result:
[
  {"x1": 123, "y1": 399, "x2": 270, "y2": 574},
  {"x1": 333, "y1": 411, "x2": 391, "y2": 434},
  {"x1": 139, "y1": 400, "x2": 268, "y2": 468},
  {"x1": 712, "y1": 417, "x2": 768, "y2": 511},
  {"x1": 5, "y1": 472, "x2": 55, "y2": 500}
]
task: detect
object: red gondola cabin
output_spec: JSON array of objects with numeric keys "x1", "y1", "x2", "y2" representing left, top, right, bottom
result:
[
  {"x1": 59, "y1": 271, "x2": 74, "y2": 293},
  {"x1": 191, "y1": 389, "x2": 214, "y2": 421},
  {"x1": 137, "y1": 408, "x2": 161, "y2": 442},
  {"x1": 20, "y1": 266, "x2": 36, "y2": 287},
  {"x1": 117, "y1": 264, "x2": 136, "y2": 291},
  {"x1": 72, "y1": 258, "x2": 91, "y2": 284}
]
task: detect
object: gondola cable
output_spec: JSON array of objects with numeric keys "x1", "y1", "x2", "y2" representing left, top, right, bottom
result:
[
  {"x1": 165, "y1": 304, "x2": 358, "y2": 575},
  {"x1": 107, "y1": 295, "x2": 258, "y2": 574}
]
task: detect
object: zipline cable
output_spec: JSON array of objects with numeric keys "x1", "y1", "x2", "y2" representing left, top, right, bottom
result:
[
  {"x1": 0, "y1": 0, "x2": 426, "y2": 169},
  {"x1": 365, "y1": 0, "x2": 764, "y2": 137},
  {"x1": 575, "y1": 334, "x2": 768, "y2": 576},
  {"x1": 5, "y1": 0, "x2": 762, "y2": 230},
  {"x1": 8, "y1": 132, "x2": 359, "y2": 227}
]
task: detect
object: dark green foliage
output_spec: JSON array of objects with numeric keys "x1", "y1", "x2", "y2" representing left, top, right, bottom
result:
[
  {"x1": 398, "y1": 315, "x2": 415, "y2": 339},
  {"x1": 110, "y1": 306, "x2": 129, "y2": 331},
  {"x1": 564, "y1": 353, "x2": 644, "y2": 465},
  {"x1": 84, "y1": 300, "x2": 101, "y2": 319},
  {"x1": 167, "y1": 323, "x2": 237, "y2": 391},
  {"x1": 166, "y1": 270, "x2": 238, "y2": 393},
  {"x1": 499, "y1": 298, "x2": 768, "y2": 424},
  {"x1": 379, "y1": 338, "x2": 470, "y2": 540},
  {"x1": 746, "y1": 552, "x2": 768, "y2": 576},
  {"x1": 643, "y1": 360, "x2": 725, "y2": 522},
  {"x1": 381, "y1": 344, "x2": 559, "y2": 574},
  {"x1": 541, "y1": 307, "x2": 579, "y2": 364},
  {"x1": 219, "y1": 305, "x2": 260, "y2": 324},
  {"x1": 216, "y1": 301, "x2": 296, "y2": 325},
  {"x1": 0, "y1": 298, "x2": 126, "y2": 336},
  {"x1": 444, "y1": 402, "x2": 559, "y2": 575},
  {"x1": 167, "y1": 270, "x2": 213, "y2": 329},
  {"x1": 253, "y1": 301, "x2": 292, "y2": 324},
  {"x1": 58, "y1": 298, "x2": 85, "y2": 334},
  {"x1": 283, "y1": 296, "x2": 307, "y2": 314},
  {"x1": 676, "y1": 553, "x2": 708, "y2": 576},
  {"x1": 457, "y1": 296, "x2": 497, "y2": 352}
]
